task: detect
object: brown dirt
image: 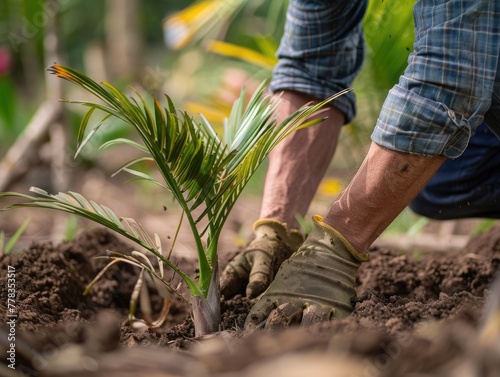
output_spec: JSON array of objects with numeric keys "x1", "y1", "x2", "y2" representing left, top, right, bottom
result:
[{"x1": 1, "y1": 224, "x2": 499, "y2": 376}]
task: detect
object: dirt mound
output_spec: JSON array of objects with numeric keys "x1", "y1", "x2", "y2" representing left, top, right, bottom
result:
[
  {"x1": 358, "y1": 244, "x2": 498, "y2": 300},
  {"x1": 0, "y1": 229, "x2": 136, "y2": 332},
  {"x1": 0, "y1": 224, "x2": 499, "y2": 376},
  {"x1": 349, "y1": 232, "x2": 499, "y2": 334}
]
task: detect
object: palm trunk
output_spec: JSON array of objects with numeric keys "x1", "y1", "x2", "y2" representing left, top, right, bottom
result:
[{"x1": 105, "y1": 0, "x2": 143, "y2": 81}]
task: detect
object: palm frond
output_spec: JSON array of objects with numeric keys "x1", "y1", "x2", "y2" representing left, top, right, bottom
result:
[{"x1": 0, "y1": 188, "x2": 200, "y2": 296}]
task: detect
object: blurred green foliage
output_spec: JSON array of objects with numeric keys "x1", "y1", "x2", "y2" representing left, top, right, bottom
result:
[{"x1": 0, "y1": 0, "x2": 198, "y2": 157}]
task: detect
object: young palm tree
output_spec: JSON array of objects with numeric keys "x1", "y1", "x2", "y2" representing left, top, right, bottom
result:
[{"x1": 0, "y1": 65, "x2": 348, "y2": 336}]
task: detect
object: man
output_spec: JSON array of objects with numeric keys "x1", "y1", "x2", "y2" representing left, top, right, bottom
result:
[{"x1": 220, "y1": 0, "x2": 500, "y2": 329}]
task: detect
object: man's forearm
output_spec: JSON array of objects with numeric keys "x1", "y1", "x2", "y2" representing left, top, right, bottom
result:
[
  {"x1": 260, "y1": 90, "x2": 344, "y2": 229},
  {"x1": 324, "y1": 142, "x2": 446, "y2": 252}
]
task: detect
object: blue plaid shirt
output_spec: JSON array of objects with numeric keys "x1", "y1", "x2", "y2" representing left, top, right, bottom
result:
[
  {"x1": 270, "y1": 0, "x2": 367, "y2": 125},
  {"x1": 373, "y1": 0, "x2": 500, "y2": 158},
  {"x1": 271, "y1": 0, "x2": 500, "y2": 158}
]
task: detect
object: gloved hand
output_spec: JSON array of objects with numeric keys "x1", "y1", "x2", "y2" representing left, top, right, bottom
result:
[
  {"x1": 220, "y1": 219, "x2": 304, "y2": 299},
  {"x1": 244, "y1": 215, "x2": 369, "y2": 331}
]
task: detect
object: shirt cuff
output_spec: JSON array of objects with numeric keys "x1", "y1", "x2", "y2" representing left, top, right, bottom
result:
[{"x1": 371, "y1": 84, "x2": 472, "y2": 159}]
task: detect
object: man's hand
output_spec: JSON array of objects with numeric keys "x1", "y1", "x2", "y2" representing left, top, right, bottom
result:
[
  {"x1": 220, "y1": 219, "x2": 304, "y2": 299},
  {"x1": 244, "y1": 215, "x2": 369, "y2": 331}
]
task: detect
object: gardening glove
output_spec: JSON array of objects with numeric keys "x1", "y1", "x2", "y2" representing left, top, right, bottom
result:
[
  {"x1": 244, "y1": 215, "x2": 369, "y2": 331},
  {"x1": 220, "y1": 219, "x2": 305, "y2": 299}
]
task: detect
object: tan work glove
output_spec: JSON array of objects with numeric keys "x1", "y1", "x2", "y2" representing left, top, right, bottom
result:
[
  {"x1": 244, "y1": 215, "x2": 369, "y2": 331},
  {"x1": 220, "y1": 219, "x2": 304, "y2": 299}
]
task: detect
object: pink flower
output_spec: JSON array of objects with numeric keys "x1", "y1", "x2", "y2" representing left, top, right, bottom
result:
[{"x1": 0, "y1": 46, "x2": 12, "y2": 76}]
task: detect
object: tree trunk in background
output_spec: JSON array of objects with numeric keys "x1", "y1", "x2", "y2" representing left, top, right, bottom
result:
[
  {"x1": 44, "y1": 0, "x2": 70, "y2": 241},
  {"x1": 105, "y1": 0, "x2": 144, "y2": 81}
]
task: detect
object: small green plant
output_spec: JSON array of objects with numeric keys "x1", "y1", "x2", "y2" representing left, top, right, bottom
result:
[
  {"x1": 0, "y1": 217, "x2": 30, "y2": 256},
  {"x1": 0, "y1": 65, "x2": 347, "y2": 336},
  {"x1": 472, "y1": 219, "x2": 497, "y2": 235},
  {"x1": 62, "y1": 215, "x2": 79, "y2": 242}
]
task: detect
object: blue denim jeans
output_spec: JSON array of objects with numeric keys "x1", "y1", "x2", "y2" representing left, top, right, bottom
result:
[{"x1": 410, "y1": 123, "x2": 500, "y2": 219}]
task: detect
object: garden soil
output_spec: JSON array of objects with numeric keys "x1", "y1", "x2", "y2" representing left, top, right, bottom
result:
[{"x1": 1, "y1": 224, "x2": 500, "y2": 376}]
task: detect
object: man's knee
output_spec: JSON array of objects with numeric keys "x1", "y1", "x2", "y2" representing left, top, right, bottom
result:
[{"x1": 410, "y1": 187, "x2": 500, "y2": 220}]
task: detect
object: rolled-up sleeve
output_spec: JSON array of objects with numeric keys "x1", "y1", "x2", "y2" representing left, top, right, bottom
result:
[
  {"x1": 372, "y1": 0, "x2": 500, "y2": 158},
  {"x1": 270, "y1": 0, "x2": 368, "y2": 124}
]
